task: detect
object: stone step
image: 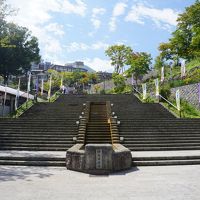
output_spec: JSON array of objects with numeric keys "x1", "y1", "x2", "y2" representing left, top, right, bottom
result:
[
  {"x1": 0, "y1": 140, "x2": 74, "y2": 144},
  {"x1": 123, "y1": 140, "x2": 200, "y2": 144},
  {"x1": 133, "y1": 159, "x2": 200, "y2": 166},
  {"x1": 0, "y1": 147, "x2": 70, "y2": 151},
  {"x1": 0, "y1": 160, "x2": 65, "y2": 167},
  {"x1": 127, "y1": 146, "x2": 200, "y2": 151}
]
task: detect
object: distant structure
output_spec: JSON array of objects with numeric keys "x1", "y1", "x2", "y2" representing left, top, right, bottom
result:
[
  {"x1": 97, "y1": 71, "x2": 112, "y2": 82},
  {"x1": 52, "y1": 61, "x2": 87, "y2": 72},
  {"x1": 0, "y1": 85, "x2": 34, "y2": 117},
  {"x1": 31, "y1": 61, "x2": 96, "y2": 75}
]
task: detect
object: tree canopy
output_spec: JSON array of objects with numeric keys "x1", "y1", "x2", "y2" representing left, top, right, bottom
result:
[
  {"x1": 105, "y1": 44, "x2": 132, "y2": 74},
  {"x1": 126, "y1": 52, "x2": 152, "y2": 84},
  {"x1": 0, "y1": 22, "x2": 41, "y2": 83},
  {"x1": 157, "y1": 0, "x2": 200, "y2": 63}
]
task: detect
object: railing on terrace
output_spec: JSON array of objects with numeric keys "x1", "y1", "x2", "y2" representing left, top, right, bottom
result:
[{"x1": 133, "y1": 85, "x2": 182, "y2": 118}]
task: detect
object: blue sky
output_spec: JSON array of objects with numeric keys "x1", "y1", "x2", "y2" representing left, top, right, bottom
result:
[{"x1": 7, "y1": 0, "x2": 195, "y2": 72}]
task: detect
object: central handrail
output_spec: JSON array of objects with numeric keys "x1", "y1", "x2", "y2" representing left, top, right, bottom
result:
[{"x1": 106, "y1": 101, "x2": 120, "y2": 145}]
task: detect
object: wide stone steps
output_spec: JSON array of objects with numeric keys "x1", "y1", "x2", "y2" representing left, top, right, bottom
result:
[
  {"x1": 0, "y1": 140, "x2": 74, "y2": 144},
  {"x1": 0, "y1": 157, "x2": 66, "y2": 166},
  {"x1": 127, "y1": 146, "x2": 200, "y2": 151},
  {"x1": 0, "y1": 147, "x2": 69, "y2": 151},
  {"x1": 132, "y1": 155, "x2": 200, "y2": 166},
  {"x1": 0, "y1": 94, "x2": 200, "y2": 165}
]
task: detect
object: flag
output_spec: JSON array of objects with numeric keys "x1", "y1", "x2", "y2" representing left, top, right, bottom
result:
[
  {"x1": 2, "y1": 85, "x2": 7, "y2": 116},
  {"x1": 41, "y1": 79, "x2": 44, "y2": 95},
  {"x1": 161, "y1": 67, "x2": 164, "y2": 82},
  {"x1": 181, "y1": 60, "x2": 186, "y2": 78},
  {"x1": 48, "y1": 75, "x2": 52, "y2": 100},
  {"x1": 27, "y1": 72, "x2": 31, "y2": 100},
  {"x1": 3, "y1": 84, "x2": 7, "y2": 108},
  {"x1": 35, "y1": 78, "x2": 39, "y2": 93},
  {"x1": 142, "y1": 83, "x2": 147, "y2": 100},
  {"x1": 60, "y1": 75, "x2": 63, "y2": 88},
  {"x1": 131, "y1": 73, "x2": 134, "y2": 85},
  {"x1": 15, "y1": 78, "x2": 20, "y2": 110},
  {"x1": 155, "y1": 78, "x2": 159, "y2": 96},
  {"x1": 176, "y1": 89, "x2": 180, "y2": 111},
  {"x1": 199, "y1": 83, "x2": 200, "y2": 104}
]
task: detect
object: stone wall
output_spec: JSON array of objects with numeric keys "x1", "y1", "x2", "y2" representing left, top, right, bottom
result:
[{"x1": 171, "y1": 83, "x2": 200, "y2": 109}]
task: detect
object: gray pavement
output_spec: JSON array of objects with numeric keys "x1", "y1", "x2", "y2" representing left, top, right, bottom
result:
[
  {"x1": 0, "y1": 165, "x2": 200, "y2": 200},
  {"x1": 1, "y1": 150, "x2": 200, "y2": 158}
]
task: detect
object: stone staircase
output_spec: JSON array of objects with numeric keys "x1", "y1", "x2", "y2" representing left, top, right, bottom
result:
[
  {"x1": 0, "y1": 94, "x2": 200, "y2": 167},
  {"x1": 86, "y1": 102, "x2": 112, "y2": 144},
  {"x1": 0, "y1": 95, "x2": 85, "y2": 151}
]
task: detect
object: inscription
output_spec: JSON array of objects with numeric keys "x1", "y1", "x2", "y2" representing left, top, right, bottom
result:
[{"x1": 96, "y1": 149, "x2": 103, "y2": 169}]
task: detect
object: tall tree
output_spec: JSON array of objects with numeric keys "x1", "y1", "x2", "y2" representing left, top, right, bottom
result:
[
  {"x1": 0, "y1": 23, "x2": 40, "y2": 83},
  {"x1": 126, "y1": 52, "x2": 152, "y2": 84},
  {"x1": 158, "y1": 0, "x2": 200, "y2": 62},
  {"x1": 105, "y1": 44, "x2": 132, "y2": 74}
]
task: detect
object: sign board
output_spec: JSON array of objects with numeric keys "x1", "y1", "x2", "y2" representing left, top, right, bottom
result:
[{"x1": 96, "y1": 149, "x2": 103, "y2": 169}]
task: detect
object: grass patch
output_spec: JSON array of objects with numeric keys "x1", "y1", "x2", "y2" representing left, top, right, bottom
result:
[
  {"x1": 161, "y1": 99, "x2": 200, "y2": 118},
  {"x1": 13, "y1": 99, "x2": 34, "y2": 118}
]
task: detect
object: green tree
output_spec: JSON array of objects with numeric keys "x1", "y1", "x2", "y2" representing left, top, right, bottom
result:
[
  {"x1": 126, "y1": 52, "x2": 152, "y2": 84},
  {"x1": 0, "y1": 0, "x2": 15, "y2": 47},
  {"x1": 112, "y1": 72, "x2": 126, "y2": 93},
  {"x1": 0, "y1": 23, "x2": 40, "y2": 83},
  {"x1": 105, "y1": 44, "x2": 132, "y2": 74},
  {"x1": 158, "y1": 0, "x2": 200, "y2": 62}
]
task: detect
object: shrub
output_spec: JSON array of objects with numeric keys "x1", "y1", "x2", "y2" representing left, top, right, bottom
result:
[{"x1": 160, "y1": 84, "x2": 171, "y2": 100}]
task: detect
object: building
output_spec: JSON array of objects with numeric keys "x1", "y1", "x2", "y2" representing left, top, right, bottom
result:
[
  {"x1": 0, "y1": 85, "x2": 34, "y2": 117},
  {"x1": 52, "y1": 61, "x2": 88, "y2": 72}
]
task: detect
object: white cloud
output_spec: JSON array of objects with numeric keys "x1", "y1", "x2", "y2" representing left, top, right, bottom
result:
[
  {"x1": 91, "y1": 7, "x2": 106, "y2": 30},
  {"x1": 84, "y1": 58, "x2": 113, "y2": 72},
  {"x1": 109, "y1": 2, "x2": 127, "y2": 32},
  {"x1": 91, "y1": 19, "x2": 101, "y2": 30},
  {"x1": 65, "y1": 41, "x2": 109, "y2": 52},
  {"x1": 6, "y1": 0, "x2": 87, "y2": 61},
  {"x1": 61, "y1": 0, "x2": 87, "y2": 17},
  {"x1": 44, "y1": 23, "x2": 65, "y2": 37},
  {"x1": 113, "y1": 2, "x2": 127, "y2": 17},
  {"x1": 91, "y1": 41, "x2": 109, "y2": 50},
  {"x1": 109, "y1": 17, "x2": 116, "y2": 32},
  {"x1": 125, "y1": 4, "x2": 179, "y2": 29}
]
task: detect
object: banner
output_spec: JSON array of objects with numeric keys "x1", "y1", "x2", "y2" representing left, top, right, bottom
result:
[
  {"x1": 60, "y1": 75, "x2": 63, "y2": 88},
  {"x1": 27, "y1": 72, "x2": 31, "y2": 100},
  {"x1": 155, "y1": 78, "x2": 159, "y2": 96},
  {"x1": 142, "y1": 83, "x2": 147, "y2": 100},
  {"x1": 15, "y1": 78, "x2": 20, "y2": 110},
  {"x1": 41, "y1": 79, "x2": 44, "y2": 95},
  {"x1": 48, "y1": 75, "x2": 52, "y2": 100},
  {"x1": 2, "y1": 85, "x2": 7, "y2": 116},
  {"x1": 199, "y1": 83, "x2": 200, "y2": 104},
  {"x1": 3, "y1": 85, "x2": 7, "y2": 108},
  {"x1": 176, "y1": 89, "x2": 180, "y2": 111},
  {"x1": 161, "y1": 67, "x2": 164, "y2": 82},
  {"x1": 181, "y1": 60, "x2": 186, "y2": 78},
  {"x1": 35, "y1": 78, "x2": 39, "y2": 93},
  {"x1": 131, "y1": 73, "x2": 134, "y2": 85}
]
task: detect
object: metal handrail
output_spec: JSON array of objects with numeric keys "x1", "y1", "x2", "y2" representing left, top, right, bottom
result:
[
  {"x1": 133, "y1": 85, "x2": 181, "y2": 117},
  {"x1": 159, "y1": 95, "x2": 178, "y2": 110},
  {"x1": 133, "y1": 86, "x2": 142, "y2": 95}
]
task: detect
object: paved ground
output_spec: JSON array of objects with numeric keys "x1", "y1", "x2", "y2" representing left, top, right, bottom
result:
[
  {"x1": 1, "y1": 150, "x2": 200, "y2": 158},
  {"x1": 0, "y1": 165, "x2": 200, "y2": 200}
]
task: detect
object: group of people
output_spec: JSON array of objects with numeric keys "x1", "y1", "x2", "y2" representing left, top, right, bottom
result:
[{"x1": 60, "y1": 85, "x2": 76, "y2": 94}]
